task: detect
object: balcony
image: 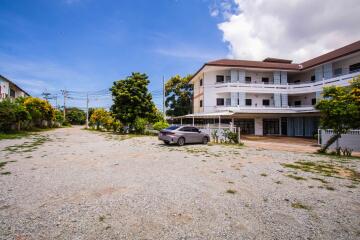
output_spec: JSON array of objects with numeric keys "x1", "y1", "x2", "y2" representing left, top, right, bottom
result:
[
  {"x1": 215, "y1": 105, "x2": 317, "y2": 114},
  {"x1": 212, "y1": 71, "x2": 360, "y2": 94}
]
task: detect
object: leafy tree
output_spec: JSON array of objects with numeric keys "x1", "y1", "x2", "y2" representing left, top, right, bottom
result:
[
  {"x1": 110, "y1": 72, "x2": 158, "y2": 126},
  {"x1": 0, "y1": 100, "x2": 17, "y2": 132},
  {"x1": 14, "y1": 104, "x2": 31, "y2": 131},
  {"x1": 133, "y1": 117, "x2": 147, "y2": 134},
  {"x1": 66, "y1": 107, "x2": 86, "y2": 125},
  {"x1": 23, "y1": 97, "x2": 55, "y2": 126},
  {"x1": 90, "y1": 108, "x2": 111, "y2": 130},
  {"x1": 54, "y1": 109, "x2": 65, "y2": 125},
  {"x1": 165, "y1": 75, "x2": 193, "y2": 116},
  {"x1": 316, "y1": 77, "x2": 360, "y2": 153},
  {"x1": 153, "y1": 121, "x2": 169, "y2": 131}
]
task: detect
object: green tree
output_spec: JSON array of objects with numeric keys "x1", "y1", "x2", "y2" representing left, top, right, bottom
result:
[
  {"x1": 23, "y1": 97, "x2": 55, "y2": 126},
  {"x1": 133, "y1": 117, "x2": 147, "y2": 134},
  {"x1": 66, "y1": 107, "x2": 86, "y2": 125},
  {"x1": 110, "y1": 72, "x2": 158, "y2": 126},
  {"x1": 153, "y1": 121, "x2": 169, "y2": 131},
  {"x1": 0, "y1": 99, "x2": 17, "y2": 132},
  {"x1": 165, "y1": 74, "x2": 193, "y2": 117},
  {"x1": 90, "y1": 108, "x2": 111, "y2": 130},
  {"x1": 316, "y1": 77, "x2": 360, "y2": 153}
]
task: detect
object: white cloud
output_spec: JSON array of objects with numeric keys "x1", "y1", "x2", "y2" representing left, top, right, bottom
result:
[
  {"x1": 215, "y1": 0, "x2": 360, "y2": 62},
  {"x1": 154, "y1": 46, "x2": 222, "y2": 61}
]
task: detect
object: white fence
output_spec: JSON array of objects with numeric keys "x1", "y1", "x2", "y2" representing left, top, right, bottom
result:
[
  {"x1": 180, "y1": 124, "x2": 240, "y2": 142},
  {"x1": 319, "y1": 129, "x2": 360, "y2": 151}
]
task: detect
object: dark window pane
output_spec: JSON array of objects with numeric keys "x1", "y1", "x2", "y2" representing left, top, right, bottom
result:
[
  {"x1": 311, "y1": 75, "x2": 316, "y2": 81},
  {"x1": 349, "y1": 62, "x2": 360, "y2": 73},
  {"x1": 166, "y1": 126, "x2": 180, "y2": 130},
  {"x1": 334, "y1": 68, "x2": 342, "y2": 76},
  {"x1": 262, "y1": 99, "x2": 270, "y2": 106},
  {"x1": 216, "y1": 75, "x2": 224, "y2": 83},
  {"x1": 312, "y1": 98, "x2": 316, "y2": 105},
  {"x1": 216, "y1": 98, "x2": 224, "y2": 106},
  {"x1": 200, "y1": 79, "x2": 203, "y2": 86},
  {"x1": 245, "y1": 76, "x2": 251, "y2": 83},
  {"x1": 262, "y1": 77, "x2": 269, "y2": 84},
  {"x1": 245, "y1": 99, "x2": 252, "y2": 106},
  {"x1": 200, "y1": 100, "x2": 203, "y2": 107},
  {"x1": 294, "y1": 100, "x2": 301, "y2": 106}
]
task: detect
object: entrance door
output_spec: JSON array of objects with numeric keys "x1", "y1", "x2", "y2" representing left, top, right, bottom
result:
[
  {"x1": 234, "y1": 119, "x2": 255, "y2": 134},
  {"x1": 263, "y1": 119, "x2": 280, "y2": 135},
  {"x1": 281, "y1": 117, "x2": 287, "y2": 135}
]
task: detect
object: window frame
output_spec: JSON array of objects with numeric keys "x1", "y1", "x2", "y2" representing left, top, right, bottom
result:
[
  {"x1": 216, "y1": 75, "x2": 225, "y2": 83},
  {"x1": 262, "y1": 99, "x2": 270, "y2": 106},
  {"x1": 199, "y1": 100, "x2": 203, "y2": 108},
  {"x1": 245, "y1": 99, "x2": 252, "y2": 106},
  {"x1": 216, "y1": 98, "x2": 225, "y2": 106}
]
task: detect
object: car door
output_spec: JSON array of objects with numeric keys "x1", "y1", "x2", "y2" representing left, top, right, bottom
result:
[
  {"x1": 178, "y1": 127, "x2": 193, "y2": 143},
  {"x1": 190, "y1": 127, "x2": 203, "y2": 143}
]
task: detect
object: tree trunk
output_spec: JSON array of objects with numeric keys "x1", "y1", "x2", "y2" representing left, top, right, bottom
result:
[{"x1": 320, "y1": 133, "x2": 341, "y2": 153}]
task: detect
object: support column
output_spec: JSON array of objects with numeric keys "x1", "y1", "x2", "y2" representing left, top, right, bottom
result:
[
  {"x1": 230, "y1": 70, "x2": 238, "y2": 82},
  {"x1": 315, "y1": 67, "x2": 323, "y2": 82},
  {"x1": 323, "y1": 63, "x2": 333, "y2": 80},
  {"x1": 280, "y1": 71, "x2": 288, "y2": 84},
  {"x1": 274, "y1": 93, "x2": 281, "y2": 107},
  {"x1": 218, "y1": 115, "x2": 221, "y2": 130},
  {"x1": 254, "y1": 117, "x2": 263, "y2": 136},
  {"x1": 238, "y1": 70, "x2": 245, "y2": 83},
  {"x1": 238, "y1": 92, "x2": 245, "y2": 107},
  {"x1": 273, "y1": 71, "x2": 281, "y2": 84},
  {"x1": 231, "y1": 92, "x2": 238, "y2": 107},
  {"x1": 192, "y1": 117, "x2": 194, "y2": 126},
  {"x1": 281, "y1": 94, "x2": 288, "y2": 107}
]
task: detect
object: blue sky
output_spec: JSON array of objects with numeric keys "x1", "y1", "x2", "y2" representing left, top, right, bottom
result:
[{"x1": 0, "y1": 0, "x2": 228, "y2": 109}]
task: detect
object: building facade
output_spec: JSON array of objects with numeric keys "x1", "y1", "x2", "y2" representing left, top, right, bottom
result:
[
  {"x1": 188, "y1": 41, "x2": 360, "y2": 137},
  {"x1": 0, "y1": 75, "x2": 30, "y2": 100}
]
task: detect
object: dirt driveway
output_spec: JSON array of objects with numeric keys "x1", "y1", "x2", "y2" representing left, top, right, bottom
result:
[{"x1": 0, "y1": 127, "x2": 359, "y2": 239}]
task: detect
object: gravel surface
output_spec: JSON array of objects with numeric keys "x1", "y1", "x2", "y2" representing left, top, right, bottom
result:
[{"x1": 0, "y1": 126, "x2": 359, "y2": 240}]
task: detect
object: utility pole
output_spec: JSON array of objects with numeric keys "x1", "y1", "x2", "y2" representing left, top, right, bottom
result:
[
  {"x1": 41, "y1": 90, "x2": 51, "y2": 101},
  {"x1": 162, "y1": 76, "x2": 166, "y2": 119},
  {"x1": 86, "y1": 92, "x2": 89, "y2": 129},
  {"x1": 61, "y1": 90, "x2": 68, "y2": 119}
]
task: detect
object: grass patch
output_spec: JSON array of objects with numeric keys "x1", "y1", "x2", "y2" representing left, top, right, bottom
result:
[
  {"x1": 274, "y1": 181, "x2": 282, "y2": 184},
  {"x1": 1, "y1": 171, "x2": 11, "y2": 175},
  {"x1": 286, "y1": 174, "x2": 307, "y2": 181},
  {"x1": 325, "y1": 186, "x2": 335, "y2": 191},
  {"x1": 311, "y1": 177, "x2": 328, "y2": 184},
  {"x1": 0, "y1": 131, "x2": 30, "y2": 140},
  {"x1": 98, "y1": 216, "x2": 105, "y2": 222},
  {"x1": 282, "y1": 160, "x2": 360, "y2": 181},
  {"x1": 291, "y1": 202, "x2": 311, "y2": 210},
  {"x1": 260, "y1": 173, "x2": 268, "y2": 177},
  {"x1": 3, "y1": 135, "x2": 50, "y2": 153},
  {"x1": 226, "y1": 189, "x2": 237, "y2": 194}
]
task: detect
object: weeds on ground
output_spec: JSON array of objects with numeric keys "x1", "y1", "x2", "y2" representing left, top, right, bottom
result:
[
  {"x1": 3, "y1": 135, "x2": 50, "y2": 153},
  {"x1": 291, "y1": 202, "x2": 311, "y2": 210},
  {"x1": 282, "y1": 160, "x2": 360, "y2": 182},
  {"x1": 260, "y1": 173, "x2": 268, "y2": 177},
  {"x1": 286, "y1": 174, "x2": 307, "y2": 181},
  {"x1": 226, "y1": 189, "x2": 237, "y2": 194}
]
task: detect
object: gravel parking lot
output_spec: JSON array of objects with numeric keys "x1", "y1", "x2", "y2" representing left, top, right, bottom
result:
[{"x1": 1, "y1": 126, "x2": 359, "y2": 240}]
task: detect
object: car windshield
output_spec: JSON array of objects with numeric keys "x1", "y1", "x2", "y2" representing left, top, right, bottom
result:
[{"x1": 166, "y1": 125, "x2": 180, "y2": 130}]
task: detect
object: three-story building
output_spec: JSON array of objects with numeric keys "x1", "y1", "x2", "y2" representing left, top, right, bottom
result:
[{"x1": 188, "y1": 41, "x2": 360, "y2": 137}]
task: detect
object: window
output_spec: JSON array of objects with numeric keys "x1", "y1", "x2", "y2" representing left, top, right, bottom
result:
[
  {"x1": 311, "y1": 98, "x2": 316, "y2": 105},
  {"x1": 216, "y1": 75, "x2": 224, "y2": 83},
  {"x1": 10, "y1": 88, "x2": 15, "y2": 98},
  {"x1": 199, "y1": 100, "x2": 203, "y2": 107},
  {"x1": 349, "y1": 62, "x2": 360, "y2": 73},
  {"x1": 245, "y1": 76, "x2": 251, "y2": 83},
  {"x1": 190, "y1": 127, "x2": 200, "y2": 133},
  {"x1": 334, "y1": 68, "x2": 342, "y2": 76},
  {"x1": 294, "y1": 80, "x2": 300, "y2": 84},
  {"x1": 179, "y1": 127, "x2": 192, "y2": 132},
  {"x1": 226, "y1": 98, "x2": 231, "y2": 106},
  {"x1": 245, "y1": 99, "x2": 252, "y2": 106},
  {"x1": 216, "y1": 98, "x2": 224, "y2": 106},
  {"x1": 262, "y1": 77, "x2": 269, "y2": 84},
  {"x1": 225, "y1": 76, "x2": 231, "y2": 82},
  {"x1": 262, "y1": 99, "x2": 270, "y2": 106},
  {"x1": 311, "y1": 75, "x2": 316, "y2": 81},
  {"x1": 199, "y1": 78, "x2": 203, "y2": 86},
  {"x1": 294, "y1": 100, "x2": 301, "y2": 106}
]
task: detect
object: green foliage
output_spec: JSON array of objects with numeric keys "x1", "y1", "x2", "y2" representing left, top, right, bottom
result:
[
  {"x1": 24, "y1": 97, "x2": 55, "y2": 125},
  {"x1": 223, "y1": 129, "x2": 239, "y2": 144},
  {"x1": 152, "y1": 121, "x2": 169, "y2": 131},
  {"x1": 110, "y1": 72, "x2": 159, "y2": 126},
  {"x1": 0, "y1": 99, "x2": 18, "y2": 132},
  {"x1": 133, "y1": 117, "x2": 148, "y2": 134},
  {"x1": 316, "y1": 77, "x2": 360, "y2": 152},
  {"x1": 165, "y1": 75, "x2": 193, "y2": 116},
  {"x1": 54, "y1": 110, "x2": 64, "y2": 124},
  {"x1": 66, "y1": 107, "x2": 86, "y2": 125},
  {"x1": 111, "y1": 120, "x2": 122, "y2": 132},
  {"x1": 90, "y1": 108, "x2": 111, "y2": 130}
]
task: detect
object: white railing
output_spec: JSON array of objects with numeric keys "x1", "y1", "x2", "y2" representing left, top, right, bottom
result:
[
  {"x1": 319, "y1": 129, "x2": 360, "y2": 151},
  {"x1": 215, "y1": 105, "x2": 316, "y2": 113},
  {"x1": 211, "y1": 72, "x2": 359, "y2": 94}
]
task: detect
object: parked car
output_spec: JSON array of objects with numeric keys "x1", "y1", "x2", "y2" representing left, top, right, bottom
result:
[{"x1": 158, "y1": 125, "x2": 210, "y2": 146}]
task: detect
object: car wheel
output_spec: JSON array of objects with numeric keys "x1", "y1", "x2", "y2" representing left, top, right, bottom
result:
[
  {"x1": 177, "y1": 137, "x2": 185, "y2": 146},
  {"x1": 202, "y1": 137, "x2": 209, "y2": 145}
]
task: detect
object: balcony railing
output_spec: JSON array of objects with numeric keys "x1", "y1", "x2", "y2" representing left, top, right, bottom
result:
[
  {"x1": 215, "y1": 105, "x2": 317, "y2": 113},
  {"x1": 212, "y1": 71, "x2": 360, "y2": 94}
]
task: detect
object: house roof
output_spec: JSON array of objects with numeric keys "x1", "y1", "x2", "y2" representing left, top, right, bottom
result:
[
  {"x1": 0, "y1": 75, "x2": 30, "y2": 96},
  {"x1": 190, "y1": 40, "x2": 360, "y2": 82}
]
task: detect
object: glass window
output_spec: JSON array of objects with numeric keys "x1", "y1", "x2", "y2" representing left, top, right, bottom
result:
[
  {"x1": 166, "y1": 125, "x2": 180, "y2": 130},
  {"x1": 199, "y1": 100, "x2": 203, "y2": 107},
  {"x1": 262, "y1": 99, "x2": 270, "y2": 106},
  {"x1": 200, "y1": 79, "x2": 203, "y2": 86},
  {"x1": 225, "y1": 76, "x2": 231, "y2": 82},
  {"x1": 216, "y1": 75, "x2": 224, "y2": 83},
  {"x1": 311, "y1": 75, "x2": 316, "y2": 81},
  {"x1": 334, "y1": 68, "x2": 342, "y2": 76},
  {"x1": 294, "y1": 100, "x2": 301, "y2": 106},
  {"x1": 262, "y1": 77, "x2": 269, "y2": 84},
  {"x1": 245, "y1": 99, "x2": 252, "y2": 106},
  {"x1": 179, "y1": 127, "x2": 191, "y2": 132},
  {"x1": 245, "y1": 76, "x2": 251, "y2": 83},
  {"x1": 190, "y1": 127, "x2": 199, "y2": 132},
  {"x1": 311, "y1": 98, "x2": 316, "y2": 105},
  {"x1": 349, "y1": 62, "x2": 360, "y2": 73},
  {"x1": 10, "y1": 88, "x2": 15, "y2": 97},
  {"x1": 216, "y1": 98, "x2": 224, "y2": 106}
]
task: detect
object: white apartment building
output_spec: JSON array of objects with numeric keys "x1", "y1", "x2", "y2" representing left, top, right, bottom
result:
[
  {"x1": 186, "y1": 41, "x2": 360, "y2": 137},
  {"x1": 0, "y1": 75, "x2": 30, "y2": 100}
]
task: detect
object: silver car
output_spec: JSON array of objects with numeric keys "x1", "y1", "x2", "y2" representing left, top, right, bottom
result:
[{"x1": 158, "y1": 125, "x2": 210, "y2": 146}]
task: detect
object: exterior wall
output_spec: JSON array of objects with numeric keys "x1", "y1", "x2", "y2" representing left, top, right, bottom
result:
[
  {"x1": 245, "y1": 93, "x2": 274, "y2": 107},
  {"x1": 0, "y1": 79, "x2": 10, "y2": 98},
  {"x1": 288, "y1": 70, "x2": 315, "y2": 84},
  {"x1": 288, "y1": 93, "x2": 316, "y2": 106},
  {"x1": 321, "y1": 130, "x2": 360, "y2": 151},
  {"x1": 254, "y1": 117, "x2": 263, "y2": 135},
  {"x1": 332, "y1": 53, "x2": 360, "y2": 75},
  {"x1": 245, "y1": 71, "x2": 274, "y2": 84}
]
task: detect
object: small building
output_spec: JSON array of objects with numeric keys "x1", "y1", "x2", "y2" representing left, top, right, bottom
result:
[
  {"x1": 181, "y1": 40, "x2": 360, "y2": 137},
  {"x1": 0, "y1": 75, "x2": 30, "y2": 100}
]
